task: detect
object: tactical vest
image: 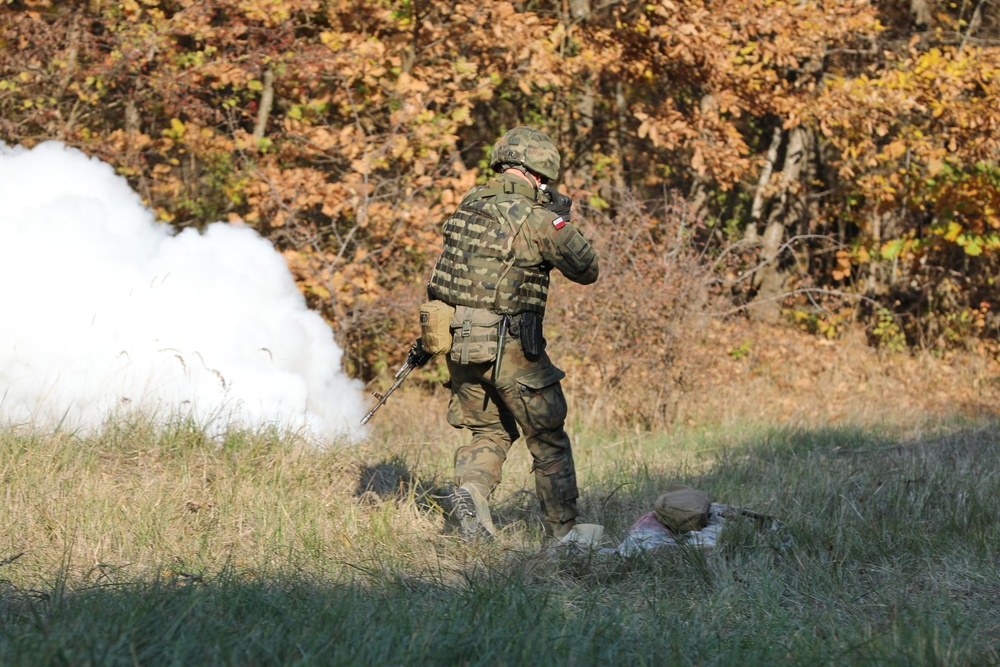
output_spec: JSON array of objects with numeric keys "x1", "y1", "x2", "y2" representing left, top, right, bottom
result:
[{"x1": 429, "y1": 180, "x2": 550, "y2": 315}]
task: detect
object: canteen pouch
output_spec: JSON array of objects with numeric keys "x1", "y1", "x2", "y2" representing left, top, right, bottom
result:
[
  {"x1": 419, "y1": 300, "x2": 456, "y2": 355},
  {"x1": 520, "y1": 311, "x2": 544, "y2": 357},
  {"x1": 449, "y1": 306, "x2": 502, "y2": 364}
]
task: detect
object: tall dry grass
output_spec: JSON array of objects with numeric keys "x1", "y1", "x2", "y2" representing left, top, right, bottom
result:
[{"x1": 1, "y1": 405, "x2": 998, "y2": 665}]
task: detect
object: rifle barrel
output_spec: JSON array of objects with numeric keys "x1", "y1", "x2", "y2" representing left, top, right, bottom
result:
[{"x1": 360, "y1": 361, "x2": 417, "y2": 425}]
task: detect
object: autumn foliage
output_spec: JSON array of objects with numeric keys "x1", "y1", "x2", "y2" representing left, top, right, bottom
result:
[{"x1": 1, "y1": 0, "x2": 998, "y2": 392}]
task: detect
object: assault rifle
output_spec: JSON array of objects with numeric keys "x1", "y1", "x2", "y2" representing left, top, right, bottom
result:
[{"x1": 360, "y1": 338, "x2": 433, "y2": 425}]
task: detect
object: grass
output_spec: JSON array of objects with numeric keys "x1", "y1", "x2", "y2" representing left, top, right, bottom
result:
[{"x1": 0, "y1": 399, "x2": 998, "y2": 666}]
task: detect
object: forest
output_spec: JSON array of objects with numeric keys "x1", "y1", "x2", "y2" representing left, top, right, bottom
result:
[{"x1": 1, "y1": 0, "x2": 998, "y2": 391}]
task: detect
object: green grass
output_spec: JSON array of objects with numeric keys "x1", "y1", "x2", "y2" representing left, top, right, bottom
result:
[{"x1": 0, "y1": 410, "x2": 998, "y2": 666}]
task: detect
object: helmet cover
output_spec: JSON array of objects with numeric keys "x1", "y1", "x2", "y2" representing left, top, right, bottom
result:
[{"x1": 489, "y1": 126, "x2": 561, "y2": 182}]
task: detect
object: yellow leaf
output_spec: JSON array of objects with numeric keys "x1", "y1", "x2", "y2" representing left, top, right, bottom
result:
[
  {"x1": 882, "y1": 239, "x2": 906, "y2": 259},
  {"x1": 883, "y1": 141, "x2": 906, "y2": 160},
  {"x1": 396, "y1": 72, "x2": 413, "y2": 94},
  {"x1": 944, "y1": 221, "x2": 962, "y2": 242},
  {"x1": 548, "y1": 23, "x2": 565, "y2": 46},
  {"x1": 963, "y1": 239, "x2": 983, "y2": 256},
  {"x1": 307, "y1": 284, "x2": 331, "y2": 299}
]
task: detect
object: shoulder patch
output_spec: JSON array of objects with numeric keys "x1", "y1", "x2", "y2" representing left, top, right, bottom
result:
[{"x1": 551, "y1": 216, "x2": 566, "y2": 230}]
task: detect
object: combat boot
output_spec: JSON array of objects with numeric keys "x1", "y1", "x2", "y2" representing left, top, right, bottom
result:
[
  {"x1": 450, "y1": 483, "x2": 497, "y2": 541},
  {"x1": 547, "y1": 518, "x2": 578, "y2": 541}
]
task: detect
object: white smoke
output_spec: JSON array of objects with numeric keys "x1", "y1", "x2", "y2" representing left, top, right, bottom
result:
[{"x1": 0, "y1": 141, "x2": 367, "y2": 442}]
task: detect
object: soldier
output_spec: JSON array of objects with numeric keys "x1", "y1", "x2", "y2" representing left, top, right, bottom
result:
[{"x1": 427, "y1": 127, "x2": 599, "y2": 541}]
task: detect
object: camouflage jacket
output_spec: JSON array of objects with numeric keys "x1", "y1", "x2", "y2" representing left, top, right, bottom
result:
[{"x1": 428, "y1": 172, "x2": 598, "y2": 315}]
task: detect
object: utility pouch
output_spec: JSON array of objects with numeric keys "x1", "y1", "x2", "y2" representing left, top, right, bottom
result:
[
  {"x1": 520, "y1": 311, "x2": 545, "y2": 357},
  {"x1": 654, "y1": 485, "x2": 711, "y2": 533},
  {"x1": 449, "y1": 306, "x2": 502, "y2": 364},
  {"x1": 419, "y1": 300, "x2": 456, "y2": 355}
]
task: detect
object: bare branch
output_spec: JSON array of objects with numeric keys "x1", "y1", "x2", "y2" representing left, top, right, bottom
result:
[
  {"x1": 252, "y1": 68, "x2": 275, "y2": 144},
  {"x1": 710, "y1": 288, "x2": 883, "y2": 318}
]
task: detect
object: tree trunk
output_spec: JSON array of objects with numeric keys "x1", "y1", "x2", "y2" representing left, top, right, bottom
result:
[
  {"x1": 746, "y1": 126, "x2": 783, "y2": 243},
  {"x1": 563, "y1": 0, "x2": 594, "y2": 191},
  {"x1": 569, "y1": 0, "x2": 591, "y2": 20},
  {"x1": 613, "y1": 80, "x2": 627, "y2": 192},
  {"x1": 910, "y1": 0, "x2": 931, "y2": 27},
  {"x1": 689, "y1": 93, "x2": 720, "y2": 223},
  {"x1": 751, "y1": 125, "x2": 812, "y2": 322}
]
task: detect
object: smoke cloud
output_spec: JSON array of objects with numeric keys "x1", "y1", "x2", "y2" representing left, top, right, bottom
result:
[{"x1": 0, "y1": 142, "x2": 366, "y2": 441}]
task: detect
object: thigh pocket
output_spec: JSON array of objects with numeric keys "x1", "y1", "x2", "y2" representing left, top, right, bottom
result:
[
  {"x1": 516, "y1": 365, "x2": 568, "y2": 432},
  {"x1": 446, "y1": 390, "x2": 465, "y2": 428}
]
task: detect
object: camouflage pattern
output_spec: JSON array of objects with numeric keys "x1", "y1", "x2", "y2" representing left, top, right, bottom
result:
[
  {"x1": 430, "y1": 161, "x2": 599, "y2": 539},
  {"x1": 428, "y1": 174, "x2": 597, "y2": 316},
  {"x1": 447, "y1": 338, "x2": 580, "y2": 536},
  {"x1": 489, "y1": 127, "x2": 561, "y2": 182}
]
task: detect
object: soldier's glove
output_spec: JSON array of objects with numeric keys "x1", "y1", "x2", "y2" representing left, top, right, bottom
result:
[
  {"x1": 541, "y1": 188, "x2": 572, "y2": 222},
  {"x1": 407, "y1": 338, "x2": 433, "y2": 367}
]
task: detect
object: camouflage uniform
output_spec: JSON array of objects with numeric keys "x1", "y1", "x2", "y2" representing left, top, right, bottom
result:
[{"x1": 427, "y1": 127, "x2": 599, "y2": 540}]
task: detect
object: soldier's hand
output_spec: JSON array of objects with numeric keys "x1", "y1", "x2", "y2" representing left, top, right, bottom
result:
[
  {"x1": 408, "y1": 338, "x2": 433, "y2": 367},
  {"x1": 542, "y1": 188, "x2": 572, "y2": 222}
]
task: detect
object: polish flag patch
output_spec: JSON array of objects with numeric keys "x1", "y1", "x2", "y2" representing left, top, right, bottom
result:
[{"x1": 551, "y1": 216, "x2": 566, "y2": 230}]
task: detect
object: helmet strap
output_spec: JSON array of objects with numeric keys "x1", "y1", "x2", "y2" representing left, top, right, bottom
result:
[{"x1": 505, "y1": 165, "x2": 541, "y2": 189}]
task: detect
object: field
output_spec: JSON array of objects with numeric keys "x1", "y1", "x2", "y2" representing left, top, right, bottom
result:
[
  {"x1": 2, "y1": 360, "x2": 999, "y2": 666},
  {"x1": 0, "y1": 323, "x2": 997, "y2": 665}
]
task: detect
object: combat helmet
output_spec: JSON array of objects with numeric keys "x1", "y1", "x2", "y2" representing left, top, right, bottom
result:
[{"x1": 489, "y1": 126, "x2": 560, "y2": 182}]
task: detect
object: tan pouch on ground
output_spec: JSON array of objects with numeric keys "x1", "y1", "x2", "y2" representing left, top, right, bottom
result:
[{"x1": 654, "y1": 485, "x2": 711, "y2": 533}]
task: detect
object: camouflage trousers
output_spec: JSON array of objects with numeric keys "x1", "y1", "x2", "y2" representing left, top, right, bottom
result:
[{"x1": 446, "y1": 337, "x2": 579, "y2": 537}]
